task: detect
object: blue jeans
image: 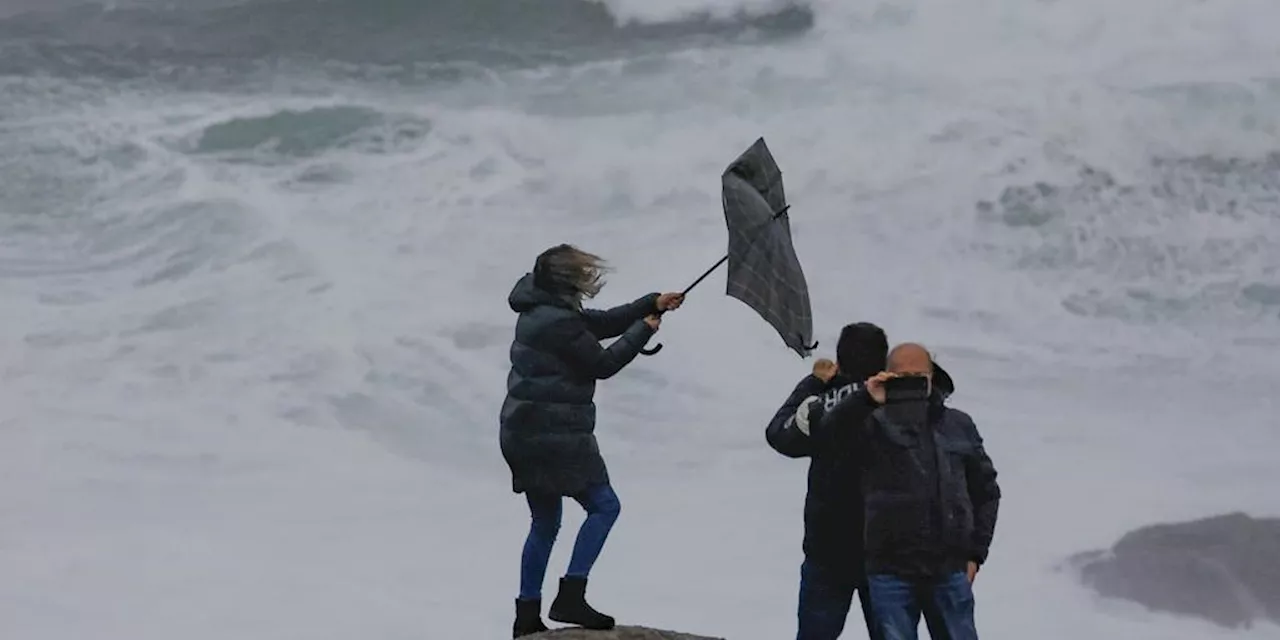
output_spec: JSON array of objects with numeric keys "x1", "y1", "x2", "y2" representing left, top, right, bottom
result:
[
  {"x1": 797, "y1": 559, "x2": 879, "y2": 640},
  {"x1": 866, "y1": 572, "x2": 978, "y2": 640},
  {"x1": 518, "y1": 483, "x2": 621, "y2": 600}
]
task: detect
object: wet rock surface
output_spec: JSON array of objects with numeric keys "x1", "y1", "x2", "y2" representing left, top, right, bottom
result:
[{"x1": 1070, "y1": 512, "x2": 1280, "y2": 628}]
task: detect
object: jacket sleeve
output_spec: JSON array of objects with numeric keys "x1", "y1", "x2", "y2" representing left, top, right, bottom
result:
[
  {"x1": 547, "y1": 314, "x2": 655, "y2": 380},
  {"x1": 581, "y1": 293, "x2": 660, "y2": 339},
  {"x1": 765, "y1": 375, "x2": 829, "y2": 458},
  {"x1": 961, "y1": 416, "x2": 1001, "y2": 566},
  {"x1": 810, "y1": 387, "x2": 877, "y2": 450}
]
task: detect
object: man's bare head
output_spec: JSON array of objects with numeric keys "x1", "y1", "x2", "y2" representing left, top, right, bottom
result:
[{"x1": 887, "y1": 343, "x2": 934, "y2": 377}]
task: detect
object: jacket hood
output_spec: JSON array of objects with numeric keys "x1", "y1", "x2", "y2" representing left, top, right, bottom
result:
[
  {"x1": 932, "y1": 361, "x2": 955, "y2": 400},
  {"x1": 508, "y1": 272, "x2": 575, "y2": 313}
]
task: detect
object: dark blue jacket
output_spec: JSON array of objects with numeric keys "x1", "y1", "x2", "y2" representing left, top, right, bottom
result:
[
  {"x1": 765, "y1": 367, "x2": 958, "y2": 578},
  {"x1": 499, "y1": 272, "x2": 659, "y2": 496},
  {"x1": 812, "y1": 388, "x2": 1001, "y2": 579},
  {"x1": 766, "y1": 372, "x2": 868, "y2": 577}
]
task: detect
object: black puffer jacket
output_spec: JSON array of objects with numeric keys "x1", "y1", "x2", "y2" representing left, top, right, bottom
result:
[
  {"x1": 812, "y1": 389, "x2": 1001, "y2": 579},
  {"x1": 499, "y1": 273, "x2": 659, "y2": 496}
]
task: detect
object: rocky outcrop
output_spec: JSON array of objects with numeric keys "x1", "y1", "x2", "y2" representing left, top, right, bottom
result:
[
  {"x1": 1069, "y1": 512, "x2": 1280, "y2": 629},
  {"x1": 521, "y1": 626, "x2": 724, "y2": 640}
]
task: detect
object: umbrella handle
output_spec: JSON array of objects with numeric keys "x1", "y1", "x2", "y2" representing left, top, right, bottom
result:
[
  {"x1": 637, "y1": 254, "x2": 729, "y2": 357},
  {"x1": 639, "y1": 308, "x2": 668, "y2": 356}
]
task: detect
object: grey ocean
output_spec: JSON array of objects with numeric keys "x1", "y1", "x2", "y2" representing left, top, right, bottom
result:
[{"x1": 1, "y1": 1, "x2": 1278, "y2": 639}]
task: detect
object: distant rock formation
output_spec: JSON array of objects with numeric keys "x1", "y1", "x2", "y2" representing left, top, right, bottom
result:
[
  {"x1": 1069, "y1": 512, "x2": 1280, "y2": 629},
  {"x1": 522, "y1": 625, "x2": 724, "y2": 640}
]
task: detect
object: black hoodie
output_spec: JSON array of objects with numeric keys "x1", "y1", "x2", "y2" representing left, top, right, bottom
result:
[{"x1": 766, "y1": 370, "x2": 871, "y2": 576}]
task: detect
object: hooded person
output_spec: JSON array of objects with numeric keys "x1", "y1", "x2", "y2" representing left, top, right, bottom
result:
[
  {"x1": 765, "y1": 323, "x2": 956, "y2": 640},
  {"x1": 499, "y1": 243, "x2": 684, "y2": 638},
  {"x1": 765, "y1": 322, "x2": 889, "y2": 640}
]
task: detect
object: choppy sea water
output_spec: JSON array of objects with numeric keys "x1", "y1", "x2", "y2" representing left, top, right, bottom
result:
[{"x1": 2, "y1": 1, "x2": 1278, "y2": 638}]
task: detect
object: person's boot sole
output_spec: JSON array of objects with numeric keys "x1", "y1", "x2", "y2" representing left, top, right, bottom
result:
[
  {"x1": 547, "y1": 614, "x2": 614, "y2": 630},
  {"x1": 548, "y1": 603, "x2": 614, "y2": 629}
]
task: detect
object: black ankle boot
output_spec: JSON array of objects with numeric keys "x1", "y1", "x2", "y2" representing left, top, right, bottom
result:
[
  {"x1": 548, "y1": 576, "x2": 615, "y2": 630},
  {"x1": 513, "y1": 598, "x2": 548, "y2": 638}
]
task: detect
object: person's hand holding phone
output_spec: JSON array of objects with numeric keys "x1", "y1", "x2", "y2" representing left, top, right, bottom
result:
[{"x1": 865, "y1": 371, "x2": 894, "y2": 404}]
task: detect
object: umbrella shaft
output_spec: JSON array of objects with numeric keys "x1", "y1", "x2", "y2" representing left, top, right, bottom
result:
[
  {"x1": 677, "y1": 204, "x2": 791, "y2": 298},
  {"x1": 681, "y1": 254, "x2": 728, "y2": 296},
  {"x1": 652, "y1": 203, "x2": 796, "y2": 317}
]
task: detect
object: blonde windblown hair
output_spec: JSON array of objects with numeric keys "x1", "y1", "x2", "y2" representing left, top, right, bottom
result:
[{"x1": 533, "y1": 244, "x2": 611, "y2": 303}]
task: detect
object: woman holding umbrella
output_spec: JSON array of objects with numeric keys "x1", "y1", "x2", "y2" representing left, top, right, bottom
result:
[{"x1": 500, "y1": 243, "x2": 684, "y2": 637}]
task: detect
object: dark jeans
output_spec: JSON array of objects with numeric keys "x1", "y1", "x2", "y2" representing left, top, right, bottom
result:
[
  {"x1": 866, "y1": 572, "x2": 978, "y2": 640},
  {"x1": 518, "y1": 482, "x2": 621, "y2": 600},
  {"x1": 797, "y1": 559, "x2": 879, "y2": 640}
]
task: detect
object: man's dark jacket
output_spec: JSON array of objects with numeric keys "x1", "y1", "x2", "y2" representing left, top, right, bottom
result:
[
  {"x1": 499, "y1": 273, "x2": 658, "y2": 496},
  {"x1": 765, "y1": 366, "x2": 959, "y2": 578},
  {"x1": 766, "y1": 372, "x2": 869, "y2": 578},
  {"x1": 809, "y1": 387, "x2": 1001, "y2": 579}
]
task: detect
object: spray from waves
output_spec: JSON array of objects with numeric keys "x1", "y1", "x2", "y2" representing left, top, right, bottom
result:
[
  {"x1": 976, "y1": 152, "x2": 1280, "y2": 326},
  {"x1": 5, "y1": 0, "x2": 1280, "y2": 382},
  {"x1": 589, "y1": 0, "x2": 805, "y2": 25},
  {"x1": 10, "y1": 81, "x2": 1280, "y2": 345},
  {"x1": 190, "y1": 105, "x2": 434, "y2": 161},
  {"x1": 0, "y1": 114, "x2": 263, "y2": 302},
  {"x1": 0, "y1": 0, "x2": 814, "y2": 82},
  {"x1": 0, "y1": 88, "x2": 536, "y2": 467}
]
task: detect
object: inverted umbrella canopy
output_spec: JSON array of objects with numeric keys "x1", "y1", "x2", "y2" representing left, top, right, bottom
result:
[
  {"x1": 639, "y1": 137, "x2": 818, "y2": 358},
  {"x1": 720, "y1": 137, "x2": 816, "y2": 357}
]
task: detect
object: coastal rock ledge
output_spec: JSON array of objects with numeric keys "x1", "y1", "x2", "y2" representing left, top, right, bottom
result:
[
  {"x1": 522, "y1": 625, "x2": 724, "y2": 640},
  {"x1": 1069, "y1": 512, "x2": 1280, "y2": 629}
]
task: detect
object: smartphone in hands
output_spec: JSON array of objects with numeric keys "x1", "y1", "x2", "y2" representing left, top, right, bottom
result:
[
  {"x1": 881, "y1": 374, "x2": 930, "y2": 425},
  {"x1": 883, "y1": 374, "x2": 929, "y2": 404}
]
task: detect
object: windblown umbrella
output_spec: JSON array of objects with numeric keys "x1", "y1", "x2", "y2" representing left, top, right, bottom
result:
[{"x1": 641, "y1": 137, "x2": 818, "y2": 358}]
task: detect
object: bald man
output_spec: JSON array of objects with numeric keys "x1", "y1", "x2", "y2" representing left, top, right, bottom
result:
[{"x1": 799, "y1": 343, "x2": 1001, "y2": 640}]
